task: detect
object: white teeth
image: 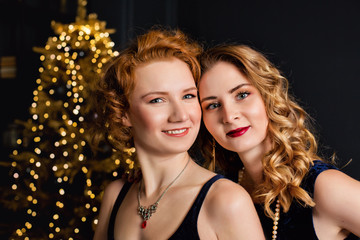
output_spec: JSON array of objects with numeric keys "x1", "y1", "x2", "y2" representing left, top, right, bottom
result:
[{"x1": 165, "y1": 129, "x2": 187, "y2": 134}]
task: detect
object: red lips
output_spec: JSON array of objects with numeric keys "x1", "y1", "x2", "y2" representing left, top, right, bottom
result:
[{"x1": 226, "y1": 126, "x2": 250, "y2": 137}]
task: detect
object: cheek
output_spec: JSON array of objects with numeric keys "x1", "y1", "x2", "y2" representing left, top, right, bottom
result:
[
  {"x1": 203, "y1": 113, "x2": 218, "y2": 136},
  {"x1": 189, "y1": 104, "x2": 202, "y2": 125},
  {"x1": 130, "y1": 106, "x2": 164, "y2": 130},
  {"x1": 250, "y1": 101, "x2": 269, "y2": 133}
]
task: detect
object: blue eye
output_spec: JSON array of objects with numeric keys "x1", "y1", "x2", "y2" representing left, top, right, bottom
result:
[
  {"x1": 236, "y1": 92, "x2": 249, "y2": 100},
  {"x1": 183, "y1": 94, "x2": 196, "y2": 99},
  {"x1": 149, "y1": 98, "x2": 164, "y2": 103},
  {"x1": 206, "y1": 102, "x2": 221, "y2": 110}
]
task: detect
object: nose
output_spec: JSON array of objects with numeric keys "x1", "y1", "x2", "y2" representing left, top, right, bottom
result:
[
  {"x1": 221, "y1": 103, "x2": 240, "y2": 124},
  {"x1": 169, "y1": 101, "x2": 189, "y2": 122}
]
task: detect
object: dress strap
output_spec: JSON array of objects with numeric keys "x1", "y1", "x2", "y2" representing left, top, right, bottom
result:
[
  {"x1": 303, "y1": 160, "x2": 337, "y2": 195},
  {"x1": 107, "y1": 181, "x2": 132, "y2": 240}
]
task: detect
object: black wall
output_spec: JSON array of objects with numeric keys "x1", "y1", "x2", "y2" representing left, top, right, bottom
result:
[{"x1": 1, "y1": 0, "x2": 359, "y2": 180}]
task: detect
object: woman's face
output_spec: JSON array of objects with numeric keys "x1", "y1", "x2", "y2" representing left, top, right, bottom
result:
[
  {"x1": 199, "y1": 61, "x2": 270, "y2": 156},
  {"x1": 123, "y1": 58, "x2": 201, "y2": 156}
]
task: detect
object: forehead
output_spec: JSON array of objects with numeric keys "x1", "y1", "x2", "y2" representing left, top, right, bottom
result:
[
  {"x1": 199, "y1": 61, "x2": 250, "y2": 93},
  {"x1": 132, "y1": 58, "x2": 196, "y2": 94}
]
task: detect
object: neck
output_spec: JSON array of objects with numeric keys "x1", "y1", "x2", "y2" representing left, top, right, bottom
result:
[
  {"x1": 237, "y1": 136, "x2": 272, "y2": 186},
  {"x1": 136, "y1": 149, "x2": 191, "y2": 199}
]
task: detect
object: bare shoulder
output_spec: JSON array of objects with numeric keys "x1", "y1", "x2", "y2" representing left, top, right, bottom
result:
[
  {"x1": 203, "y1": 178, "x2": 256, "y2": 222},
  {"x1": 93, "y1": 179, "x2": 127, "y2": 240},
  {"x1": 201, "y1": 178, "x2": 265, "y2": 239},
  {"x1": 315, "y1": 169, "x2": 360, "y2": 204},
  {"x1": 207, "y1": 178, "x2": 253, "y2": 208},
  {"x1": 102, "y1": 179, "x2": 126, "y2": 202},
  {"x1": 314, "y1": 169, "x2": 360, "y2": 235}
]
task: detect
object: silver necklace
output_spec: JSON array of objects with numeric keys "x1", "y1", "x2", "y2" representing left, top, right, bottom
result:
[
  {"x1": 137, "y1": 156, "x2": 191, "y2": 229},
  {"x1": 238, "y1": 168, "x2": 280, "y2": 239}
]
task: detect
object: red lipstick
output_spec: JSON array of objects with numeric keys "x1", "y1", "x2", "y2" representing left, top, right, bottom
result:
[{"x1": 226, "y1": 126, "x2": 250, "y2": 138}]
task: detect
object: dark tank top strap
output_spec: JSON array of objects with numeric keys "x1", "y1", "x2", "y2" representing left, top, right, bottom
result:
[
  {"x1": 302, "y1": 160, "x2": 337, "y2": 196},
  {"x1": 169, "y1": 174, "x2": 224, "y2": 240},
  {"x1": 107, "y1": 181, "x2": 132, "y2": 240}
]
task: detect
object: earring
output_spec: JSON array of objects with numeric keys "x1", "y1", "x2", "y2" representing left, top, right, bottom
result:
[{"x1": 209, "y1": 138, "x2": 216, "y2": 172}]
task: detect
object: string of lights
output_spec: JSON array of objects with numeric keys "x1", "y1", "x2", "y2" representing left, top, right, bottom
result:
[{"x1": 6, "y1": 1, "x2": 134, "y2": 239}]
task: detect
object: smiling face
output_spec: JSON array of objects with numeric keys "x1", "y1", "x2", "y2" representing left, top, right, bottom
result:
[
  {"x1": 199, "y1": 61, "x2": 270, "y2": 157},
  {"x1": 123, "y1": 58, "x2": 201, "y2": 156}
]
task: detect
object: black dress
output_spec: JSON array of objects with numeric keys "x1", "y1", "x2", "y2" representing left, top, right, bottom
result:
[
  {"x1": 107, "y1": 174, "x2": 224, "y2": 240},
  {"x1": 255, "y1": 160, "x2": 359, "y2": 240}
]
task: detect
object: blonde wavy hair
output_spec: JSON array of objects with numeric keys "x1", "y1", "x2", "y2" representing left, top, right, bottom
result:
[
  {"x1": 92, "y1": 27, "x2": 202, "y2": 152},
  {"x1": 198, "y1": 44, "x2": 320, "y2": 219}
]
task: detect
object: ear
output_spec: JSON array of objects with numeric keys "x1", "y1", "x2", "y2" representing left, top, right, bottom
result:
[{"x1": 121, "y1": 112, "x2": 132, "y2": 127}]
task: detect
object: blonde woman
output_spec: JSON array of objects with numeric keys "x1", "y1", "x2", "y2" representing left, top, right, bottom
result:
[
  {"x1": 197, "y1": 44, "x2": 360, "y2": 239},
  {"x1": 92, "y1": 29, "x2": 264, "y2": 239}
]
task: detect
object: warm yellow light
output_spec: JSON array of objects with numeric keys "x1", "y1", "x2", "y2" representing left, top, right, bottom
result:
[
  {"x1": 16, "y1": 139, "x2": 22, "y2": 144},
  {"x1": 34, "y1": 148, "x2": 41, "y2": 154}
]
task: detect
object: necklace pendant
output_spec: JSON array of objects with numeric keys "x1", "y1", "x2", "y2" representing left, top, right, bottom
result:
[{"x1": 141, "y1": 220, "x2": 147, "y2": 229}]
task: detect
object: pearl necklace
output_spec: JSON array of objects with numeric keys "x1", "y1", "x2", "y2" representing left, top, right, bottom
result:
[
  {"x1": 137, "y1": 156, "x2": 190, "y2": 229},
  {"x1": 238, "y1": 168, "x2": 280, "y2": 239}
]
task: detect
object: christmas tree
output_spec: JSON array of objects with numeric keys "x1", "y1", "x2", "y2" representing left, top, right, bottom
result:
[{"x1": 0, "y1": 1, "x2": 134, "y2": 239}]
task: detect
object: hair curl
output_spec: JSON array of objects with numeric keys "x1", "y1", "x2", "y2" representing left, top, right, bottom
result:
[
  {"x1": 92, "y1": 27, "x2": 202, "y2": 152},
  {"x1": 198, "y1": 44, "x2": 320, "y2": 219}
]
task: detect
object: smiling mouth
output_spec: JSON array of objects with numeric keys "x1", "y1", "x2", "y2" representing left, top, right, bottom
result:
[
  {"x1": 226, "y1": 126, "x2": 250, "y2": 137},
  {"x1": 163, "y1": 128, "x2": 189, "y2": 136}
]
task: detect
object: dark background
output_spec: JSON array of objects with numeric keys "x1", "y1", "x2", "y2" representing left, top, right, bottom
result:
[{"x1": 1, "y1": 0, "x2": 359, "y2": 182}]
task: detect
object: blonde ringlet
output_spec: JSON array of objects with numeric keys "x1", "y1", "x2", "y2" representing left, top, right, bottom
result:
[
  {"x1": 92, "y1": 27, "x2": 202, "y2": 151},
  {"x1": 199, "y1": 44, "x2": 319, "y2": 219}
]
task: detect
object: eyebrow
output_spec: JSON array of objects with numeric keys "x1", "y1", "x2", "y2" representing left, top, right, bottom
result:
[
  {"x1": 200, "y1": 83, "x2": 251, "y2": 103},
  {"x1": 141, "y1": 87, "x2": 197, "y2": 99}
]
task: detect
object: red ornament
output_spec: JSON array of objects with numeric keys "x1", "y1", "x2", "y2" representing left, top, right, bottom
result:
[{"x1": 141, "y1": 220, "x2": 147, "y2": 229}]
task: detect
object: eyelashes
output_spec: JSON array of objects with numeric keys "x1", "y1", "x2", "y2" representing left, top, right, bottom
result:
[
  {"x1": 236, "y1": 91, "x2": 250, "y2": 100},
  {"x1": 204, "y1": 91, "x2": 251, "y2": 110},
  {"x1": 149, "y1": 93, "x2": 197, "y2": 103}
]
